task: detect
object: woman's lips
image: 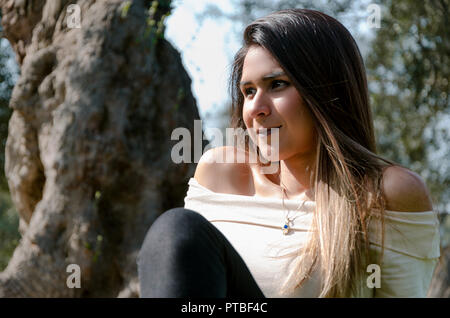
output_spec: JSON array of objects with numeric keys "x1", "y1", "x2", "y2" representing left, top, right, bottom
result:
[{"x1": 257, "y1": 125, "x2": 282, "y2": 136}]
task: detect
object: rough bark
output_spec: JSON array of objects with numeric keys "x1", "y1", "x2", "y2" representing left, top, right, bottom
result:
[{"x1": 0, "y1": 0, "x2": 203, "y2": 297}]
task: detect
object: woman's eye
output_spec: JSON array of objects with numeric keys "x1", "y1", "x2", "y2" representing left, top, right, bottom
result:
[
  {"x1": 244, "y1": 88, "x2": 256, "y2": 96},
  {"x1": 272, "y1": 80, "x2": 288, "y2": 89},
  {"x1": 242, "y1": 80, "x2": 288, "y2": 97}
]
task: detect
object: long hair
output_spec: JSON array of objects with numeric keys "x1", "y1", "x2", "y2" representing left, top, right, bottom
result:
[{"x1": 228, "y1": 9, "x2": 399, "y2": 297}]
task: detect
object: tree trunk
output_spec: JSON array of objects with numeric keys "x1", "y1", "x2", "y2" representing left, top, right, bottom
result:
[{"x1": 0, "y1": 0, "x2": 204, "y2": 297}]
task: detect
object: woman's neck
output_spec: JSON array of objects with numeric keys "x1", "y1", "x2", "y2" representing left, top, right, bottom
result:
[{"x1": 276, "y1": 153, "x2": 316, "y2": 201}]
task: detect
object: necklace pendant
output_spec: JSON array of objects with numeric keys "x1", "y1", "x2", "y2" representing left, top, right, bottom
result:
[{"x1": 282, "y1": 222, "x2": 290, "y2": 235}]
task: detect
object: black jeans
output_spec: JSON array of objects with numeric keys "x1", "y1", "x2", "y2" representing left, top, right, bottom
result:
[{"x1": 137, "y1": 207, "x2": 265, "y2": 298}]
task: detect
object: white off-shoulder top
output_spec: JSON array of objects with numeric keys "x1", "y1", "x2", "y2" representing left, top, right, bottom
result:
[{"x1": 184, "y1": 177, "x2": 441, "y2": 298}]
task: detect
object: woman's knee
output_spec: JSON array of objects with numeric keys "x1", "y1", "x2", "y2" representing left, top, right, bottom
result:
[
  {"x1": 137, "y1": 208, "x2": 208, "y2": 263},
  {"x1": 152, "y1": 208, "x2": 206, "y2": 233}
]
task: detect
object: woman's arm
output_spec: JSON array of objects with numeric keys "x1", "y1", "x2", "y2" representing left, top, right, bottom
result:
[
  {"x1": 382, "y1": 165, "x2": 434, "y2": 212},
  {"x1": 194, "y1": 146, "x2": 254, "y2": 196},
  {"x1": 370, "y1": 165, "x2": 440, "y2": 297}
]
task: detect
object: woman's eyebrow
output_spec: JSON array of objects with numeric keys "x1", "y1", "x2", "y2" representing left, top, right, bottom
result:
[{"x1": 240, "y1": 71, "x2": 286, "y2": 87}]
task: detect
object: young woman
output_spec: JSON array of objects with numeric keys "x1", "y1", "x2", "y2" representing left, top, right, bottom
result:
[{"x1": 137, "y1": 9, "x2": 440, "y2": 298}]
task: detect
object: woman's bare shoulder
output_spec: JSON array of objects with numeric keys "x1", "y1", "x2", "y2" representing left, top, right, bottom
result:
[
  {"x1": 193, "y1": 146, "x2": 254, "y2": 195},
  {"x1": 381, "y1": 165, "x2": 433, "y2": 212}
]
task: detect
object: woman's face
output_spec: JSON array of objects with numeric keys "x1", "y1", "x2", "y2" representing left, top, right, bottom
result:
[{"x1": 240, "y1": 45, "x2": 317, "y2": 162}]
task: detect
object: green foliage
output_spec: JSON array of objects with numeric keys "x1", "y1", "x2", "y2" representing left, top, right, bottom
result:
[
  {"x1": 197, "y1": 0, "x2": 357, "y2": 33},
  {"x1": 0, "y1": 41, "x2": 15, "y2": 192},
  {"x1": 0, "y1": 190, "x2": 19, "y2": 271},
  {"x1": 120, "y1": 0, "x2": 132, "y2": 18},
  {"x1": 366, "y1": 0, "x2": 450, "y2": 213},
  {"x1": 92, "y1": 234, "x2": 103, "y2": 263},
  {"x1": 133, "y1": 0, "x2": 173, "y2": 49},
  {"x1": 145, "y1": 0, "x2": 173, "y2": 46},
  {"x1": 0, "y1": 10, "x2": 20, "y2": 271}
]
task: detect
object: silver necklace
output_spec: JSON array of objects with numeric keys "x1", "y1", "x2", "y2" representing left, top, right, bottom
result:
[{"x1": 280, "y1": 183, "x2": 308, "y2": 235}]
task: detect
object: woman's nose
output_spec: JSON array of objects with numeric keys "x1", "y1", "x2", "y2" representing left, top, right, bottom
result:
[{"x1": 248, "y1": 91, "x2": 271, "y2": 118}]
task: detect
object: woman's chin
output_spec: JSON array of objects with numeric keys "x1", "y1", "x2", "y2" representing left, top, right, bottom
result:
[{"x1": 257, "y1": 144, "x2": 281, "y2": 162}]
